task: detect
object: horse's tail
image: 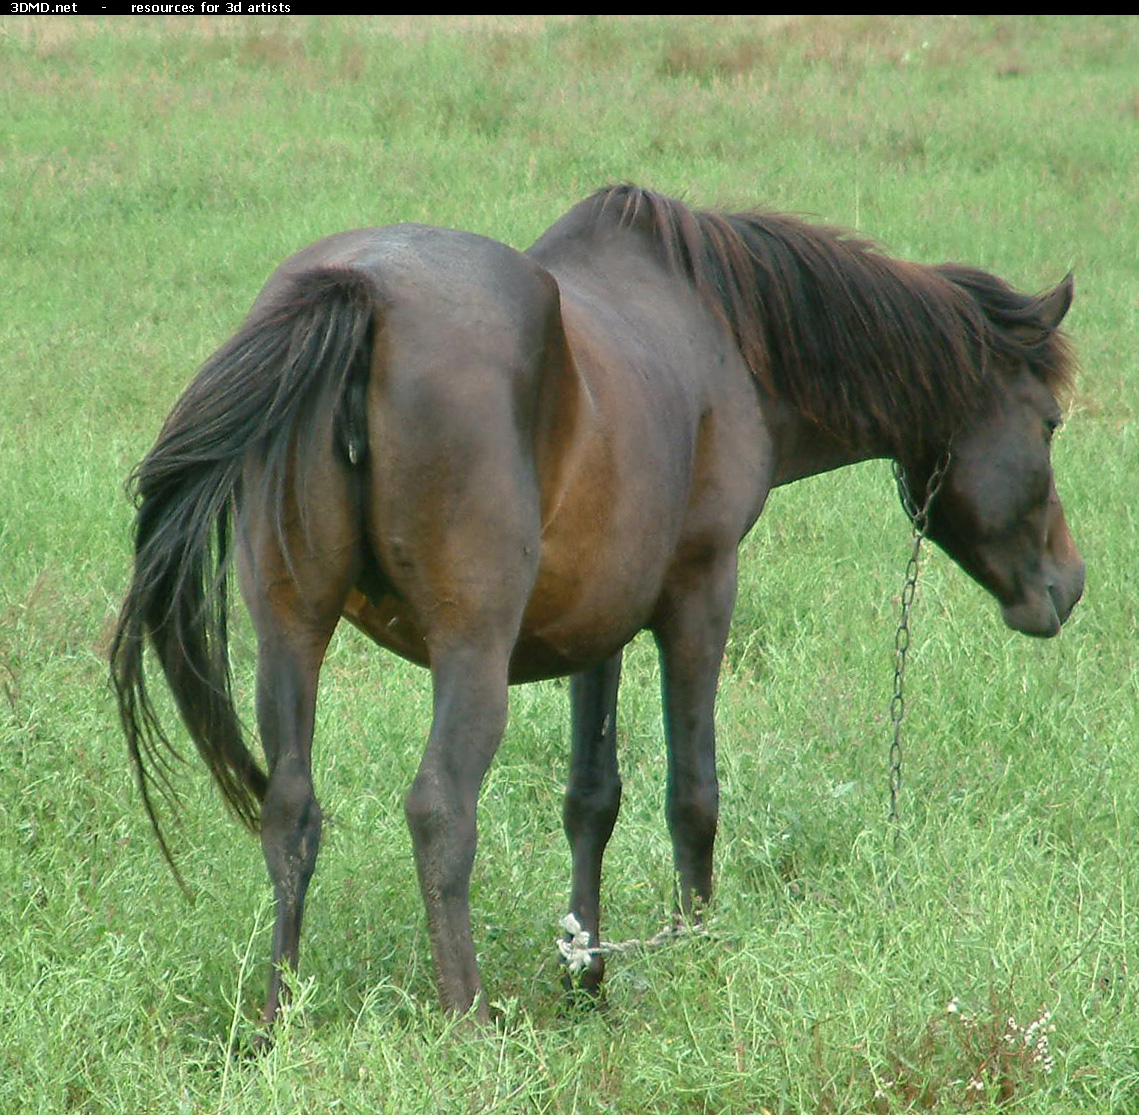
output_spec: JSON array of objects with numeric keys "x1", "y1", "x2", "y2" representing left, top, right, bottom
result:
[{"x1": 109, "y1": 267, "x2": 379, "y2": 877}]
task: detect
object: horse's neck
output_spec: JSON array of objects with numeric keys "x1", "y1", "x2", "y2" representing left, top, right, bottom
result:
[{"x1": 766, "y1": 398, "x2": 884, "y2": 487}]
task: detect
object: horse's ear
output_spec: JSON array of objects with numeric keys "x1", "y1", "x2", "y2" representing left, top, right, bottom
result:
[{"x1": 1035, "y1": 273, "x2": 1074, "y2": 330}]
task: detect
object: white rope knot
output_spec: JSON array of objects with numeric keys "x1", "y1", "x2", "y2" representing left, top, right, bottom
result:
[
  {"x1": 557, "y1": 911, "x2": 707, "y2": 975},
  {"x1": 557, "y1": 913, "x2": 596, "y2": 974}
]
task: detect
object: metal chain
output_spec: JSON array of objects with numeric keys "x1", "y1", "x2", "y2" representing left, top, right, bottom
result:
[{"x1": 888, "y1": 450, "x2": 951, "y2": 825}]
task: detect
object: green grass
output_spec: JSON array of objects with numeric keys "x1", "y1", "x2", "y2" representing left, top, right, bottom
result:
[{"x1": 1, "y1": 14, "x2": 1138, "y2": 1113}]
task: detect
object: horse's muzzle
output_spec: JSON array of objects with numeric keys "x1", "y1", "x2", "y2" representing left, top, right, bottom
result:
[{"x1": 1001, "y1": 556, "x2": 1084, "y2": 638}]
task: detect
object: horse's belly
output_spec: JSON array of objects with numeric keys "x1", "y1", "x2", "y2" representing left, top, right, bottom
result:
[
  {"x1": 341, "y1": 582, "x2": 648, "y2": 684},
  {"x1": 511, "y1": 550, "x2": 663, "y2": 678}
]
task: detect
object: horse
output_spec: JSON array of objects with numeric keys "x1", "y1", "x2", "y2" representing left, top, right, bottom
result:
[{"x1": 110, "y1": 184, "x2": 1084, "y2": 1031}]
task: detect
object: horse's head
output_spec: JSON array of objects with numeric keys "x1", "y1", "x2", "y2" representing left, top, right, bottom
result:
[{"x1": 916, "y1": 276, "x2": 1084, "y2": 638}]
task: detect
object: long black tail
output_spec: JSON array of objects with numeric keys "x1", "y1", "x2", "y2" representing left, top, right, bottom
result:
[{"x1": 110, "y1": 266, "x2": 379, "y2": 876}]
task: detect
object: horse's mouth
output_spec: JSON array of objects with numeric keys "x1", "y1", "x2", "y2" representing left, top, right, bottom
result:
[
  {"x1": 1002, "y1": 598, "x2": 1061, "y2": 639},
  {"x1": 1000, "y1": 566, "x2": 1084, "y2": 639}
]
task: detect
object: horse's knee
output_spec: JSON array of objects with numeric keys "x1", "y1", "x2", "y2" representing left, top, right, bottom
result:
[{"x1": 563, "y1": 777, "x2": 622, "y2": 847}]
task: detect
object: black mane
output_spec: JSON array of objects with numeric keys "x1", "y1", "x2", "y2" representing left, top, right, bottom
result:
[{"x1": 589, "y1": 184, "x2": 1073, "y2": 457}]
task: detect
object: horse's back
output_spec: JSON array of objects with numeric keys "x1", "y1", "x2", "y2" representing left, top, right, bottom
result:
[{"x1": 256, "y1": 224, "x2": 558, "y2": 341}]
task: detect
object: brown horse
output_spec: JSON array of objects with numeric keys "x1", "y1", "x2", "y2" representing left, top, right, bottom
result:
[{"x1": 111, "y1": 185, "x2": 1083, "y2": 1029}]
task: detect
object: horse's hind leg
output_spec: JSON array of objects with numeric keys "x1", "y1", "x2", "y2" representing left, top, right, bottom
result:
[
  {"x1": 561, "y1": 652, "x2": 623, "y2": 995},
  {"x1": 384, "y1": 431, "x2": 542, "y2": 1019},
  {"x1": 399, "y1": 530, "x2": 539, "y2": 1017},
  {"x1": 405, "y1": 638, "x2": 516, "y2": 1017},
  {"x1": 237, "y1": 471, "x2": 358, "y2": 1033},
  {"x1": 252, "y1": 628, "x2": 336, "y2": 1031},
  {"x1": 653, "y1": 553, "x2": 738, "y2": 915}
]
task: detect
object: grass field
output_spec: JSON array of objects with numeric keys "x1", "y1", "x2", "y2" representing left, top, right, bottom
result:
[{"x1": 1, "y1": 14, "x2": 1138, "y2": 1113}]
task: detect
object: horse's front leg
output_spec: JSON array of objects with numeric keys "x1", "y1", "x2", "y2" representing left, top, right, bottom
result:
[
  {"x1": 561, "y1": 651, "x2": 623, "y2": 996},
  {"x1": 653, "y1": 554, "x2": 738, "y2": 915}
]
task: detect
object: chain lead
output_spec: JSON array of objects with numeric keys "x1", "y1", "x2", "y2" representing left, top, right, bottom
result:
[{"x1": 888, "y1": 450, "x2": 950, "y2": 825}]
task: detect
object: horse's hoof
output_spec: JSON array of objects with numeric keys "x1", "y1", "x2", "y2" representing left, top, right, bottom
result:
[
  {"x1": 560, "y1": 969, "x2": 607, "y2": 1015},
  {"x1": 230, "y1": 1026, "x2": 274, "y2": 1061}
]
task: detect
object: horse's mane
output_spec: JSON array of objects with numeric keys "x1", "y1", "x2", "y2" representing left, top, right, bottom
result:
[{"x1": 589, "y1": 184, "x2": 1073, "y2": 458}]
